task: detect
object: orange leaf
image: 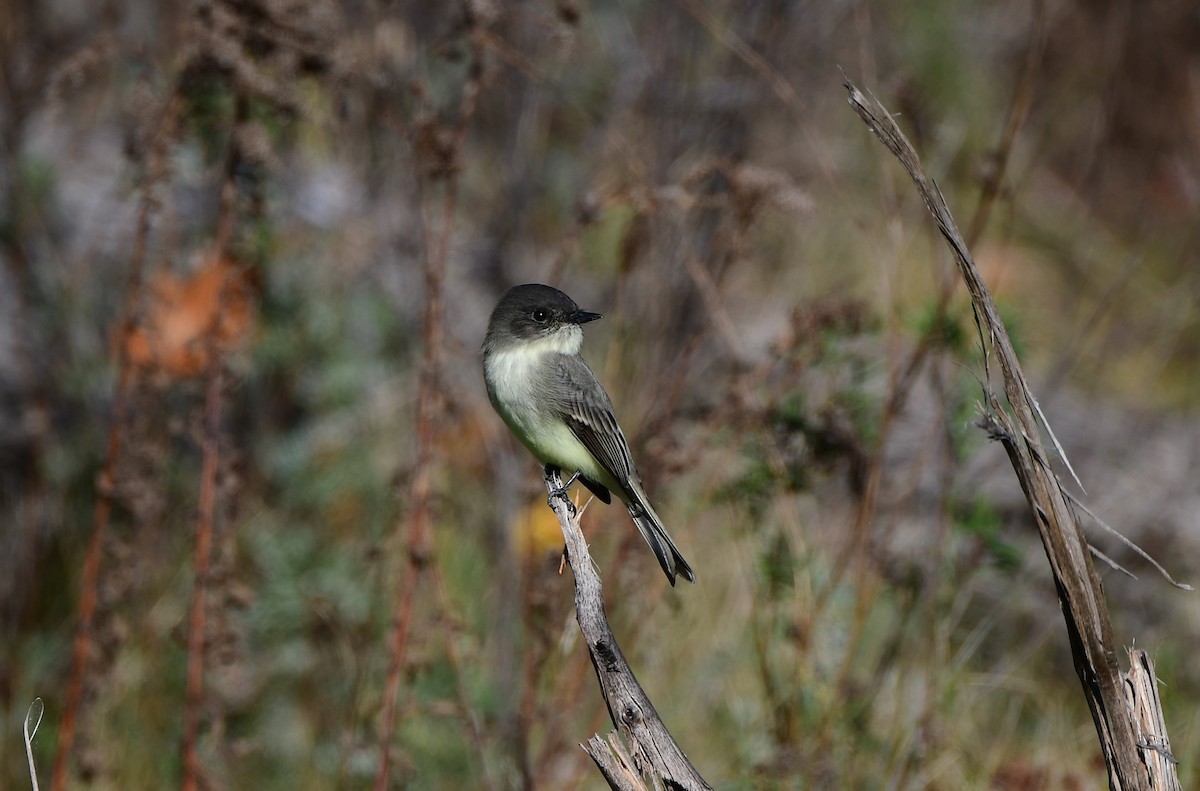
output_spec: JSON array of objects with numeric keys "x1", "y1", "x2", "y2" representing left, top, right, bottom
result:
[{"x1": 123, "y1": 254, "x2": 256, "y2": 378}]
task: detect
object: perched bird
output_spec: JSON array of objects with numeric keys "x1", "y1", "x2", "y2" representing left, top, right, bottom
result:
[{"x1": 482, "y1": 283, "x2": 695, "y2": 585}]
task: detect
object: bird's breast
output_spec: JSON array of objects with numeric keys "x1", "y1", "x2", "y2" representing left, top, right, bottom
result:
[{"x1": 484, "y1": 347, "x2": 603, "y2": 481}]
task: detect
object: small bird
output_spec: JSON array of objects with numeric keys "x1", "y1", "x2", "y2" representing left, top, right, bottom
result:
[{"x1": 482, "y1": 283, "x2": 695, "y2": 585}]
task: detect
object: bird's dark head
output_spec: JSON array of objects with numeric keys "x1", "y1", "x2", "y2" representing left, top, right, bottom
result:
[{"x1": 483, "y1": 283, "x2": 602, "y2": 355}]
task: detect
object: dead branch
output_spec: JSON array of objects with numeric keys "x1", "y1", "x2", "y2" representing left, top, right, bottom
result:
[
  {"x1": 181, "y1": 361, "x2": 222, "y2": 791},
  {"x1": 374, "y1": 11, "x2": 488, "y2": 788},
  {"x1": 543, "y1": 468, "x2": 712, "y2": 791},
  {"x1": 51, "y1": 94, "x2": 182, "y2": 791},
  {"x1": 180, "y1": 86, "x2": 247, "y2": 791},
  {"x1": 584, "y1": 734, "x2": 650, "y2": 791},
  {"x1": 843, "y1": 74, "x2": 1176, "y2": 791},
  {"x1": 372, "y1": 171, "x2": 446, "y2": 790},
  {"x1": 1124, "y1": 649, "x2": 1181, "y2": 791}
]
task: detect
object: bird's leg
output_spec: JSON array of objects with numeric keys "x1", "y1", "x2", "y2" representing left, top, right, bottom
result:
[
  {"x1": 546, "y1": 465, "x2": 584, "y2": 572},
  {"x1": 545, "y1": 465, "x2": 580, "y2": 516}
]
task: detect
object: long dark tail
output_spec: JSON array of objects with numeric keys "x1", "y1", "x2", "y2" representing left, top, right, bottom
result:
[{"x1": 627, "y1": 489, "x2": 695, "y2": 586}]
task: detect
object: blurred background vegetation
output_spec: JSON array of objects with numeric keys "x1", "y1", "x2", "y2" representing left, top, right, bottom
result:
[{"x1": 2, "y1": 0, "x2": 1198, "y2": 788}]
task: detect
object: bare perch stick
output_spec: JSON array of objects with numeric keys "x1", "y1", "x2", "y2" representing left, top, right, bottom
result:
[
  {"x1": 543, "y1": 469, "x2": 713, "y2": 791},
  {"x1": 843, "y1": 75, "x2": 1175, "y2": 791},
  {"x1": 1124, "y1": 649, "x2": 1181, "y2": 791}
]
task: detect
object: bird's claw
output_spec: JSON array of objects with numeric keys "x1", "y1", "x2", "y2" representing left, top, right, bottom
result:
[
  {"x1": 547, "y1": 491, "x2": 576, "y2": 515},
  {"x1": 546, "y1": 467, "x2": 582, "y2": 516},
  {"x1": 547, "y1": 485, "x2": 577, "y2": 515}
]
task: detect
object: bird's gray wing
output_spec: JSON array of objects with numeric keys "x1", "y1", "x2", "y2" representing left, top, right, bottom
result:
[
  {"x1": 548, "y1": 354, "x2": 639, "y2": 499},
  {"x1": 549, "y1": 354, "x2": 695, "y2": 585}
]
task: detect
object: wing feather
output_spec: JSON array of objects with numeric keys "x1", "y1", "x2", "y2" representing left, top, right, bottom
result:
[
  {"x1": 549, "y1": 355, "x2": 639, "y2": 497},
  {"x1": 548, "y1": 354, "x2": 696, "y2": 584}
]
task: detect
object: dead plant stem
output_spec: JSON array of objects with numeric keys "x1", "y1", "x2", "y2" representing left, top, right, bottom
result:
[
  {"x1": 51, "y1": 94, "x2": 182, "y2": 791},
  {"x1": 374, "y1": 14, "x2": 484, "y2": 787},
  {"x1": 181, "y1": 361, "x2": 222, "y2": 791},
  {"x1": 180, "y1": 91, "x2": 244, "y2": 791}
]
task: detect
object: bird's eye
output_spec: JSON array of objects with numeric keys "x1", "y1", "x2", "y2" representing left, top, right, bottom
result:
[{"x1": 531, "y1": 309, "x2": 549, "y2": 323}]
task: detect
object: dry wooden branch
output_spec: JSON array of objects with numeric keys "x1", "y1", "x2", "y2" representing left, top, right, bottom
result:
[
  {"x1": 544, "y1": 469, "x2": 713, "y2": 791},
  {"x1": 584, "y1": 734, "x2": 650, "y2": 791},
  {"x1": 1124, "y1": 649, "x2": 1181, "y2": 791},
  {"x1": 843, "y1": 75, "x2": 1177, "y2": 790},
  {"x1": 52, "y1": 94, "x2": 182, "y2": 791}
]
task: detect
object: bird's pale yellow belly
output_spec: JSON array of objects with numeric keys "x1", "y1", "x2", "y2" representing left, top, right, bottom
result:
[{"x1": 484, "y1": 346, "x2": 617, "y2": 494}]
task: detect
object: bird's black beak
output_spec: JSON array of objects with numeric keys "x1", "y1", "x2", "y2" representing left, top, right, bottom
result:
[{"x1": 570, "y1": 310, "x2": 603, "y2": 325}]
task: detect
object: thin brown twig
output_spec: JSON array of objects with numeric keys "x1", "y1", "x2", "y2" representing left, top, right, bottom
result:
[
  {"x1": 813, "y1": 1, "x2": 1047, "y2": 620},
  {"x1": 373, "y1": 562, "x2": 420, "y2": 790},
  {"x1": 372, "y1": 169, "x2": 445, "y2": 791},
  {"x1": 673, "y1": 0, "x2": 800, "y2": 111},
  {"x1": 673, "y1": 0, "x2": 847, "y2": 206},
  {"x1": 682, "y1": 254, "x2": 747, "y2": 361},
  {"x1": 843, "y1": 72, "x2": 1163, "y2": 791},
  {"x1": 532, "y1": 622, "x2": 597, "y2": 783},
  {"x1": 474, "y1": 31, "x2": 650, "y2": 192},
  {"x1": 516, "y1": 595, "x2": 541, "y2": 791},
  {"x1": 965, "y1": 0, "x2": 1046, "y2": 247},
  {"x1": 51, "y1": 93, "x2": 182, "y2": 791},
  {"x1": 815, "y1": 3, "x2": 1051, "y2": 731},
  {"x1": 180, "y1": 91, "x2": 245, "y2": 791},
  {"x1": 181, "y1": 361, "x2": 223, "y2": 791},
  {"x1": 426, "y1": 559, "x2": 497, "y2": 791},
  {"x1": 898, "y1": 0, "x2": 1047, "y2": 399},
  {"x1": 374, "y1": 13, "x2": 484, "y2": 788}
]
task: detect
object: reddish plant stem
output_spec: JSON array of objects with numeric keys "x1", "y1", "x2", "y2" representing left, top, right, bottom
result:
[
  {"x1": 181, "y1": 362, "x2": 223, "y2": 791},
  {"x1": 374, "y1": 540, "x2": 425, "y2": 791},
  {"x1": 372, "y1": 199, "x2": 444, "y2": 791},
  {"x1": 372, "y1": 188, "x2": 449, "y2": 784},
  {"x1": 51, "y1": 97, "x2": 181, "y2": 791},
  {"x1": 372, "y1": 168, "x2": 448, "y2": 791},
  {"x1": 50, "y1": 375, "x2": 132, "y2": 791},
  {"x1": 180, "y1": 94, "x2": 243, "y2": 789},
  {"x1": 374, "y1": 21, "x2": 483, "y2": 787}
]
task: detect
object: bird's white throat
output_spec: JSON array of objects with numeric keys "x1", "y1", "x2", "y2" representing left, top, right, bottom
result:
[
  {"x1": 493, "y1": 324, "x2": 583, "y2": 358},
  {"x1": 484, "y1": 324, "x2": 582, "y2": 405}
]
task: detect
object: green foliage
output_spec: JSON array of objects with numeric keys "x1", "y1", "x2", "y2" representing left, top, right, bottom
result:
[
  {"x1": 181, "y1": 67, "x2": 238, "y2": 163},
  {"x1": 994, "y1": 300, "x2": 1028, "y2": 362},
  {"x1": 955, "y1": 497, "x2": 1021, "y2": 571},
  {"x1": 715, "y1": 436, "x2": 809, "y2": 524},
  {"x1": 913, "y1": 301, "x2": 969, "y2": 355},
  {"x1": 759, "y1": 529, "x2": 796, "y2": 600},
  {"x1": 578, "y1": 202, "x2": 640, "y2": 274},
  {"x1": 4, "y1": 156, "x2": 57, "y2": 233}
]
